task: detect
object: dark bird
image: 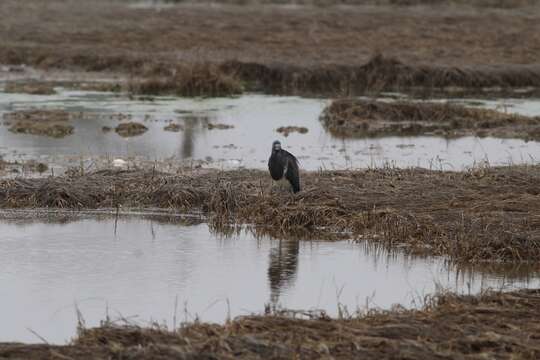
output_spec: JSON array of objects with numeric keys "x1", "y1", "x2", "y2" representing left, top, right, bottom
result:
[{"x1": 268, "y1": 140, "x2": 300, "y2": 193}]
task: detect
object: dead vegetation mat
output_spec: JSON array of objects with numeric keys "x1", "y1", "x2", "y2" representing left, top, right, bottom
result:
[
  {"x1": 1, "y1": 166, "x2": 539, "y2": 262},
  {"x1": 321, "y1": 98, "x2": 540, "y2": 139},
  {"x1": 1, "y1": 289, "x2": 540, "y2": 359}
]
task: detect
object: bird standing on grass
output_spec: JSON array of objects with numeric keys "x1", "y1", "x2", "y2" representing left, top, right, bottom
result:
[{"x1": 268, "y1": 140, "x2": 300, "y2": 193}]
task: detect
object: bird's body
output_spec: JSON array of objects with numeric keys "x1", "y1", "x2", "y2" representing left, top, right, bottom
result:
[{"x1": 268, "y1": 141, "x2": 300, "y2": 193}]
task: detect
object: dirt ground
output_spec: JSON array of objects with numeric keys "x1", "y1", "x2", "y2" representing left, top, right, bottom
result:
[
  {"x1": 1, "y1": 0, "x2": 540, "y2": 94},
  {"x1": 0, "y1": 289, "x2": 539, "y2": 359},
  {"x1": 321, "y1": 98, "x2": 540, "y2": 140},
  {"x1": 1, "y1": 165, "x2": 539, "y2": 262}
]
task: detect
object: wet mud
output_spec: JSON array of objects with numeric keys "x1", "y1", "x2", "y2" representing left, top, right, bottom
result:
[
  {"x1": 322, "y1": 98, "x2": 540, "y2": 140},
  {"x1": 1, "y1": 289, "x2": 539, "y2": 359}
]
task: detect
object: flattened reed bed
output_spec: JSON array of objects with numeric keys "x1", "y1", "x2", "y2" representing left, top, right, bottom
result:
[
  {"x1": 2, "y1": 289, "x2": 540, "y2": 359},
  {"x1": 1, "y1": 166, "x2": 540, "y2": 262},
  {"x1": 321, "y1": 98, "x2": 540, "y2": 139}
]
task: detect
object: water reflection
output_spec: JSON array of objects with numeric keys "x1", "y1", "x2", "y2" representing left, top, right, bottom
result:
[
  {"x1": 179, "y1": 115, "x2": 210, "y2": 159},
  {"x1": 268, "y1": 239, "x2": 300, "y2": 305},
  {"x1": 1, "y1": 91, "x2": 540, "y2": 171},
  {"x1": 0, "y1": 214, "x2": 539, "y2": 344}
]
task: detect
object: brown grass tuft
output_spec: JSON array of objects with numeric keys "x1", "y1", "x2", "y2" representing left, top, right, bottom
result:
[
  {"x1": 129, "y1": 63, "x2": 244, "y2": 97},
  {"x1": 115, "y1": 122, "x2": 148, "y2": 137}
]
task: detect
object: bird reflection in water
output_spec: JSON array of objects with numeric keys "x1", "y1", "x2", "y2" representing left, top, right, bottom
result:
[
  {"x1": 179, "y1": 115, "x2": 210, "y2": 159},
  {"x1": 267, "y1": 239, "x2": 300, "y2": 305}
]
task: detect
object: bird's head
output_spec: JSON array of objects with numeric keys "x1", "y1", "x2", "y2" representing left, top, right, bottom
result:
[{"x1": 272, "y1": 140, "x2": 281, "y2": 152}]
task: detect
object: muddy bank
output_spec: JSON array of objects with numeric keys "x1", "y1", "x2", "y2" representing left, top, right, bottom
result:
[
  {"x1": 2, "y1": 1, "x2": 540, "y2": 96},
  {"x1": 1, "y1": 289, "x2": 539, "y2": 359},
  {"x1": 321, "y1": 98, "x2": 540, "y2": 140},
  {"x1": 1, "y1": 166, "x2": 539, "y2": 262},
  {"x1": 2, "y1": 109, "x2": 74, "y2": 138}
]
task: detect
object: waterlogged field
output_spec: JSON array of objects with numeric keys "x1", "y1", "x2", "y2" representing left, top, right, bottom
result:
[{"x1": 1, "y1": 0, "x2": 540, "y2": 358}]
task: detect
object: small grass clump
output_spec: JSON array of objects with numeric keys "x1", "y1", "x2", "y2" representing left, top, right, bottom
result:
[
  {"x1": 207, "y1": 123, "x2": 234, "y2": 130},
  {"x1": 3, "y1": 109, "x2": 74, "y2": 138},
  {"x1": 115, "y1": 122, "x2": 148, "y2": 137},
  {"x1": 129, "y1": 63, "x2": 244, "y2": 97},
  {"x1": 276, "y1": 126, "x2": 309, "y2": 136},
  {"x1": 163, "y1": 123, "x2": 184, "y2": 132},
  {"x1": 4, "y1": 81, "x2": 56, "y2": 95},
  {"x1": 321, "y1": 98, "x2": 540, "y2": 139}
]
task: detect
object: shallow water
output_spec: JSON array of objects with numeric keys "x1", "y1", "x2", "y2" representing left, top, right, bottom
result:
[
  {"x1": 1, "y1": 89, "x2": 540, "y2": 172},
  {"x1": 0, "y1": 215, "x2": 538, "y2": 344}
]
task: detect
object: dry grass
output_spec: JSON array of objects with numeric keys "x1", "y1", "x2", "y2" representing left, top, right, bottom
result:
[
  {"x1": 128, "y1": 63, "x2": 244, "y2": 97},
  {"x1": 163, "y1": 123, "x2": 184, "y2": 132},
  {"x1": 276, "y1": 126, "x2": 309, "y2": 136},
  {"x1": 4, "y1": 81, "x2": 56, "y2": 95},
  {"x1": 2, "y1": 1, "x2": 540, "y2": 95},
  {"x1": 2, "y1": 109, "x2": 74, "y2": 138},
  {"x1": 1, "y1": 166, "x2": 539, "y2": 262},
  {"x1": 2, "y1": 289, "x2": 539, "y2": 359},
  {"x1": 220, "y1": 55, "x2": 540, "y2": 96},
  {"x1": 114, "y1": 122, "x2": 148, "y2": 137},
  {"x1": 207, "y1": 123, "x2": 234, "y2": 130},
  {"x1": 321, "y1": 98, "x2": 540, "y2": 139}
]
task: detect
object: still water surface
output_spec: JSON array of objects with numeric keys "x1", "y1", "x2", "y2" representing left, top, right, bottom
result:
[
  {"x1": 0, "y1": 215, "x2": 538, "y2": 344},
  {"x1": 1, "y1": 90, "x2": 540, "y2": 171}
]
